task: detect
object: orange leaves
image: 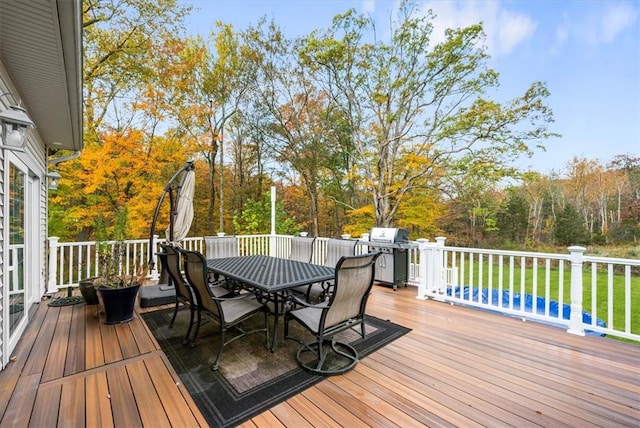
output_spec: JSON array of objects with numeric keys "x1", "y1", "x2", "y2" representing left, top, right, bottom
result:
[{"x1": 51, "y1": 129, "x2": 190, "y2": 240}]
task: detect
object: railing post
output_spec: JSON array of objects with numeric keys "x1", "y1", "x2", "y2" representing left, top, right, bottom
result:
[
  {"x1": 432, "y1": 236, "x2": 447, "y2": 301},
  {"x1": 416, "y1": 238, "x2": 429, "y2": 300},
  {"x1": 425, "y1": 240, "x2": 437, "y2": 296},
  {"x1": 47, "y1": 236, "x2": 59, "y2": 294},
  {"x1": 270, "y1": 186, "x2": 277, "y2": 257},
  {"x1": 150, "y1": 234, "x2": 160, "y2": 280},
  {"x1": 567, "y1": 246, "x2": 586, "y2": 336}
]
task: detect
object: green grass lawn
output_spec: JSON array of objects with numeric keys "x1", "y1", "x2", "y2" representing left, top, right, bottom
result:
[{"x1": 451, "y1": 256, "x2": 639, "y2": 341}]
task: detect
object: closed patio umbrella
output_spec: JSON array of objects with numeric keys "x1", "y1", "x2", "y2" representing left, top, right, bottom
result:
[
  {"x1": 148, "y1": 161, "x2": 195, "y2": 274},
  {"x1": 167, "y1": 168, "x2": 195, "y2": 243}
]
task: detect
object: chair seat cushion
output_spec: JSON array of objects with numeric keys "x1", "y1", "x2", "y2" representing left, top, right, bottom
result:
[
  {"x1": 220, "y1": 297, "x2": 264, "y2": 324},
  {"x1": 289, "y1": 306, "x2": 322, "y2": 333}
]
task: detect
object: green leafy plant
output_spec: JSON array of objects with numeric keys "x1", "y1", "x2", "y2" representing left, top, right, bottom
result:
[{"x1": 93, "y1": 208, "x2": 145, "y2": 288}]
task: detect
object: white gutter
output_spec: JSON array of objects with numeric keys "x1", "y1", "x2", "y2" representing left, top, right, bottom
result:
[{"x1": 48, "y1": 150, "x2": 81, "y2": 165}]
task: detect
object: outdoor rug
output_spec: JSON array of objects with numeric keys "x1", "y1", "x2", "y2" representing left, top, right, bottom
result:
[
  {"x1": 47, "y1": 296, "x2": 85, "y2": 307},
  {"x1": 142, "y1": 307, "x2": 411, "y2": 427}
]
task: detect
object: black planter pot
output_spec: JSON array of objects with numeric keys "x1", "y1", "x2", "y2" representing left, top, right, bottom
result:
[
  {"x1": 97, "y1": 284, "x2": 140, "y2": 324},
  {"x1": 78, "y1": 277, "x2": 100, "y2": 305}
]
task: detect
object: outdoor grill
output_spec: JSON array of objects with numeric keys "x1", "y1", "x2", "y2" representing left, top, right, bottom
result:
[{"x1": 364, "y1": 227, "x2": 414, "y2": 290}]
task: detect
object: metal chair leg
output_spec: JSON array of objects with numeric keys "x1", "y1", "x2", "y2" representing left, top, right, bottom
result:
[
  {"x1": 169, "y1": 301, "x2": 179, "y2": 327},
  {"x1": 210, "y1": 329, "x2": 226, "y2": 370}
]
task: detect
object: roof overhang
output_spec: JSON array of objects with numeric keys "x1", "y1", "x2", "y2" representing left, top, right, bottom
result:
[{"x1": 0, "y1": 0, "x2": 83, "y2": 151}]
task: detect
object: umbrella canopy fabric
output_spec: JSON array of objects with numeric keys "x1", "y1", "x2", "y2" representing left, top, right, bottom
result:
[{"x1": 167, "y1": 169, "x2": 195, "y2": 243}]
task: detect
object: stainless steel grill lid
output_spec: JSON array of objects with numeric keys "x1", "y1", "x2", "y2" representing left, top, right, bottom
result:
[{"x1": 369, "y1": 227, "x2": 409, "y2": 244}]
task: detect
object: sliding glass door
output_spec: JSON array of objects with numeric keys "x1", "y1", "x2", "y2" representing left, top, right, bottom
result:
[
  {"x1": 4, "y1": 155, "x2": 40, "y2": 363},
  {"x1": 7, "y1": 162, "x2": 26, "y2": 338}
]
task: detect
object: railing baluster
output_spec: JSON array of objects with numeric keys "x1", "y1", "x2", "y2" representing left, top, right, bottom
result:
[{"x1": 47, "y1": 234, "x2": 638, "y2": 341}]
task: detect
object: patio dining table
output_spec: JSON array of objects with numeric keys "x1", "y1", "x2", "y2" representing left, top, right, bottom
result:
[{"x1": 206, "y1": 254, "x2": 335, "y2": 351}]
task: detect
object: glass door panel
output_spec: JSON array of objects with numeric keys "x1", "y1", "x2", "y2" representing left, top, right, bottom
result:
[{"x1": 8, "y1": 163, "x2": 25, "y2": 336}]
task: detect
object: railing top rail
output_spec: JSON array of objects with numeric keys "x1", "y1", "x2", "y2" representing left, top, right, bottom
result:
[
  {"x1": 442, "y1": 245, "x2": 573, "y2": 261},
  {"x1": 583, "y1": 255, "x2": 640, "y2": 266}
]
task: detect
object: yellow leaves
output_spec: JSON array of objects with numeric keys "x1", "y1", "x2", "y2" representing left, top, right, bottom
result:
[
  {"x1": 344, "y1": 205, "x2": 376, "y2": 237},
  {"x1": 51, "y1": 128, "x2": 191, "y2": 240},
  {"x1": 396, "y1": 191, "x2": 445, "y2": 237},
  {"x1": 400, "y1": 152, "x2": 433, "y2": 170},
  {"x1": 372, "y1": 92, "x2": 388, "y2": 105}
]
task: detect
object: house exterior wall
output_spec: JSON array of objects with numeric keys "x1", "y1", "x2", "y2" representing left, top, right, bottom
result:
[
  {"x1": 0, "y1": 0, "x2": 82, "y2": 371},
  {"x1": 0, "y1": 64, "x2": 48, "y2": 369}
]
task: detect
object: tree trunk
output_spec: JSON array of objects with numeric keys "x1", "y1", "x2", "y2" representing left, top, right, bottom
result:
[{"x1": 207, "y1": 139, "x2": 218, "y2": 235}]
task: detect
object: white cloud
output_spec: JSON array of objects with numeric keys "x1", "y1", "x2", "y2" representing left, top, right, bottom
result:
[
  {"x1": 562, "y1": 1, "x2": 638, "y2": 47},
  {"x1": 420, "y1": 0, "x2": 536, "y2": 57},
  {"x1": 600, "y1": 2, "x2": 638, "y2": 43},
  {"x1": 495, "y1": 9, "x2": 537, "y2": 55}
]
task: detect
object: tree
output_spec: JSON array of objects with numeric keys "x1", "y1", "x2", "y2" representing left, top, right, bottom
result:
[
  {"x1": 49, "y1": 130, "x2": 186, "y2": 240},
  {"x1": 242, "y1": 21, "x2": 354, "y2": 237},
  {"x1": 496, "y1": 188, "x2": 529, "y2": 246},
  {"x1": 520, "y1": 171, "x2": 550, "y2": 244},
  {"x1": 301, "y1": 1, "x2": 556, "y2": 227},
  {"x1": 232, "y1": 192, "x2": 298, "y2": 235},
  {"x1": 166, "y1": 25, "x2": 256, "y2": 234},
  {"x1": 82, "y1": 0, "x2": 191, "y2": 139},
  {"x1": 553, "y1": 204, "x2": 589, "y2": 246},
  {"x1": 49, "y1": 0, "x2": 193, "y2": 240}
]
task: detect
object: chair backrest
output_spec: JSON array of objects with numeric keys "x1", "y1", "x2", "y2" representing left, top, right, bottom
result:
[
  {"x1": 180, "y1": 249, "x2": 222, "y2": 318},
  {"x1": 204, "y1": 236, "x2": 238, "y2": 259},
  {"x1": 290, "y1": 236, "x2": 316, "y2": 263},
  {"x1": 323, "y1": 252, "x2": 380, "y2": 329},
  {"x1": 160, "y1": 243, "x2": 193, "y2": 303},
  {"x1": 323, "y1": 238, "x2": 358, "y2": 268}
]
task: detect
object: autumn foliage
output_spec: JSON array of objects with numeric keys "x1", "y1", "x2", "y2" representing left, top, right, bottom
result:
[{"x1": 47, "y1": 0, "x2": 639, "y2": 249}]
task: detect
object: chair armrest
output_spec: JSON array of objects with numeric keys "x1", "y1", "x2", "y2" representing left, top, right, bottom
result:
[
  {"x1": 288, "y1": 292, "x2": 329, "y2": 309},
  {"x1": 210, "y1": 291, "x2": 258, "y2": 302}
]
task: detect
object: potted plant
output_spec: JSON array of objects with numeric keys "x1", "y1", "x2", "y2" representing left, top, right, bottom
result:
[
  {"x1": 78, "y1": 276, "x2": 100, "y2": 305},
  {"x1": 95, "y1": 260, "x2": 145, "y2": 324},
  {"x1": 90, "y1": 209, "x2": 145, "y2": 324}
]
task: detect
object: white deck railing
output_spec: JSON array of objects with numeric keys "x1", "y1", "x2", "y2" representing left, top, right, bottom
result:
[{"x1": 47, "y1": 234, "x2": 639, "y2": 342}]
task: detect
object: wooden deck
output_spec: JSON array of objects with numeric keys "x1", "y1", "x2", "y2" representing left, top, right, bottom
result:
[{"x1": 1, "y1": 284, "x2": 638, "y2": 427}]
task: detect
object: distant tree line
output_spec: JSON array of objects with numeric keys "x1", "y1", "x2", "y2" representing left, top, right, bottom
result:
[{"x1": 440, "y1": 155, "x2": 640, "y2": 248}]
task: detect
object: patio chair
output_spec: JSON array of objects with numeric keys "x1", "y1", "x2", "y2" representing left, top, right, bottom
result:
[
  {"x1": 204, "y1": 235, "x2": 238, "y2": 258},
  {"x1": 204, "y1": 235, "x2": 239, "y2": 285},
  {"x1": 285, "y1": 252, "x2": 380, "y2": 375},
  {"x1": 292, "y1": 238, "x2": 358, "y2": 303},
  {"x1": 160, "y1": 244, "x2": 232, "y2": 347},
  {"x1": 180, "y1": 248, "x2": 269, "y2": 370},
  {"x1": 289, "y1": 236, "x2": 316, "y2": 263},
  {"x1": 159, "y1": 244, "x2": 198, "y2": 346}
]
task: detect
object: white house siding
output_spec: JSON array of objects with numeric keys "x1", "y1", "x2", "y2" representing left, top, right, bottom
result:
[
  {"x1": 0, "y1": 0, "x2": 82, "y2": 370},
  {"x1": 0, "y1": 66, "x2": 48, "y2": 369},
  {"x1": 0, "y1": 145, "x2": 4, "y2": 366}
]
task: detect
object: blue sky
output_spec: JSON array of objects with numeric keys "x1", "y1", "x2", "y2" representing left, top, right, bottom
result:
[{"x1": 183, "y1": 0, "x2": 640, "y2": 174}]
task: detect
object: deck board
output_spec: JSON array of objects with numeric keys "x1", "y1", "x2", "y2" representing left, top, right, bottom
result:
[
  {"x1": 107, "y1": 364, "x2": 142, "y2": 427},
  {"x1": 85, "y1": 371, "x2": 114, "y2": 428},
  {"x1": 64, "y1": 304, "x2": 86, "y2": 376},
  {"x1": 58, "y1": 377, "x2": 85, "y2": 427},
  {"x1": 30, "y1": 383, "x2": 62, "y2": 428},
  {"x1": 0, "y1": 298, "x2": 47, "y2": 416},
  {"x1": 99, "y1": 323, "x2": 123, "y2": 364},
  {"x1": 127, "y1": 358, "x2": 172, "y2": 428},
  {"x1": 0, "y1": 285, "x2": 637, "y2": 427},
  {"x1": 144, "y1": 354, "x2": 204, "y2": 427},
  {"x1": 42, "y1": 305, "x2": 72, "y2": 383}
]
